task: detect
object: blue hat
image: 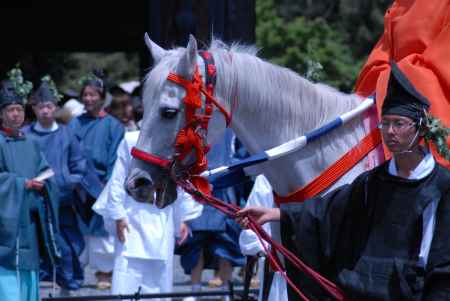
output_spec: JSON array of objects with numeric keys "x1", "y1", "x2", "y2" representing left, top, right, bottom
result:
[
  {"x1": 0, "y1": 81, "x2": 24, "y2": 109},
  {"x1": 31, "y1": 75, "x2": 62, "y2": 104},
  {"x1": 0, "y1": 67, "x2": 32, "y2": 110}
]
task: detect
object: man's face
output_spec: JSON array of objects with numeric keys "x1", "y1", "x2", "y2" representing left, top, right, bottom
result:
[
  {"x1": 379, "y1": 114, "x2": 418, "y2": 153},
  {"x1": 1, "y1": 104, "x2": 25, "y2": 129},
  {"x1": 33, "y1": 101, "x2": 57, "y2": 125},
  {"x1": 81, "y1": 86, "x2": 103, "y2": 114},
  {"x1": 109, "y1": 94, "x2": 130, "y2": 123}
]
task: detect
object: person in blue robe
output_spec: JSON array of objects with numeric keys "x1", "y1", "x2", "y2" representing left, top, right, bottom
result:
[
  {"x1": 23, "y1": 75, "x2": 87, "y2": 293},
  {"x1": 68, "y1": 70, "x2": 124, "y2": 289},
  {"x1": 176, "y1": 128, "x2": 248, "y2": 295},
  {"x1": 0, "y1": 70, "x2": 60, "y2": 301}
]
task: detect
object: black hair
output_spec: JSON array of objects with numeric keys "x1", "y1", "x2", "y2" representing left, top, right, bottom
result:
[{"x1": 79, "y1": 69, "x2": 106, "y2": 99}]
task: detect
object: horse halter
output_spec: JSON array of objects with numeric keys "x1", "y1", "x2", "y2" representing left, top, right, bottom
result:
[{"x1": 131, "y1": 51, "x2": 231, "y2": 192}]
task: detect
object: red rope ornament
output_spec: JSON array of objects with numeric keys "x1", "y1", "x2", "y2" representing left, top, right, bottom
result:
[
  {"x1": 177, "y1": 179, "x2": 350, "y2": 301},
  {"x1": 275, "y1": 128, "x2": 382, "y2": 205}
]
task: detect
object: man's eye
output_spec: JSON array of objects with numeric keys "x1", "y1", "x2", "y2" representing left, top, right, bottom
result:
[{"x1": 160, "y1": 108, "x2": 179, "y2": 119}]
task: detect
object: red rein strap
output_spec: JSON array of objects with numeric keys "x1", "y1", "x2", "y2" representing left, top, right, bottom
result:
[
  {"x1": 275, "y1": 128, "x2": 382, "y2": 206},
  {"x1": 177, "y1": 179, "x2": 349, "y2": 301},
  {"x1": 130, "y1": 147, "x2": 171, "y2": 168},
  {"x1": 165, "y1": 51, "x2": 232, "y2": 177}
]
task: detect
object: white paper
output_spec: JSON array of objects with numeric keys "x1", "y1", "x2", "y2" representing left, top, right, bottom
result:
[{"x1": 34, "y1": 168, "x2": 55, "y2": 182}]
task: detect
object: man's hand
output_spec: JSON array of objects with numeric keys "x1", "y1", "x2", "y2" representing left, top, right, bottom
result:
[
  {"x1": 25, "y1": 179, "x2": 45, "y2": 191},
  {"x1": 235, "y1": 207, "x2": 281, "y2": 229},
  {"x1": 116, "y1": 218, "x2": 130, "y2": 243},
  {"x1": 177, "y1": 222, "x2": 190, "y2": 245}
]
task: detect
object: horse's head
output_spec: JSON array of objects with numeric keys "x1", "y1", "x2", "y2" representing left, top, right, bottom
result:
[{"x1": 125, "y1": 34, "x2": 229, "y2": 208}]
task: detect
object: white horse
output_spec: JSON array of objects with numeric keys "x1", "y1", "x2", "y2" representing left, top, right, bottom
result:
[{"x1": 125, "y1": 34, "x2": 380, "y2": 208}]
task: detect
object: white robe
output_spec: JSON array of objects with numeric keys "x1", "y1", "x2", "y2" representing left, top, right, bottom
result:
[
  {"x1": 239, "y1": 175, "x2": 287, "y2": 301},
  {"x1": 93, "y1": 131, "x2": 203, "y2": 296}
]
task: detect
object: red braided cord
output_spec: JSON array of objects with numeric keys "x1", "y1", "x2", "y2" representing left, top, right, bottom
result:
[
  {"x1": 176, "y1": 179, "x2": 350, "y2": 301},
  {"x1": 131, "y1": 147, "x2": 171, "y2": 168}
]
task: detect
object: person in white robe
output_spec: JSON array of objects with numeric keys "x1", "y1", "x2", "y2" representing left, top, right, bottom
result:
[
  {"x1": 93, "y1": 130, "x2": 203, "y2": 297},
  {"x1": 239, "y1": 175, "x2": 287, "y2": 301}
]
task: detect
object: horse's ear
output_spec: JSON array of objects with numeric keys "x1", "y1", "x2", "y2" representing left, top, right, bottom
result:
[
  {"x1": 144, "y1": 32, "x2": 166, "y2": 64},
  {"x1": 177, "y1": 34, "x2": 198, "y2": 80}
]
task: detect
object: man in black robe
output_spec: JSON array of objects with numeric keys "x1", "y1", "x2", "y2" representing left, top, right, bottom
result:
[{"x1": 237, "y1": 62, "x2": 450, "y2": 300}]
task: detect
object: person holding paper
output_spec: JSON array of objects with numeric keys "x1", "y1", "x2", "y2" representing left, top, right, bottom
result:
[
  {"x1": 23, "y1": 75, "x2": 87, "y2": 295},
  {"x1": 0, "y1": 68, "x2": 60, "y2": 301}
]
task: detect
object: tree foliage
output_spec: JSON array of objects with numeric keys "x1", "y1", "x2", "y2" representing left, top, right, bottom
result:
[
  {"x1": 256, "y1": 0, "x2": 391, "y2": 92},
  {"x1": 58, "y1": 52, "x2": 139, "y2": 93}
]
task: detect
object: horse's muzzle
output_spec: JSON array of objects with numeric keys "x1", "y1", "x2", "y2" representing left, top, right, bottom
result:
[{"x1": 125, "y1": 168, "x2": 155, "y2": 204}]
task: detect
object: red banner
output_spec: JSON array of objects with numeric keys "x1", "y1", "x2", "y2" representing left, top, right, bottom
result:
[{"x1": 355, "y1": 0, "x2": 450, "y2": 167}]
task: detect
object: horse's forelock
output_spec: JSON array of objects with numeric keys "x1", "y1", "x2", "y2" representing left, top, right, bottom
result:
[{"x1": 142, "y1": 50, "x2": 185, "y2": 110}]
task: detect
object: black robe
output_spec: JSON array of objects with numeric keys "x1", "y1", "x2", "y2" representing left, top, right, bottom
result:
[{"x1": 280, "y1": 161, "x2": 450, "y2": 301}]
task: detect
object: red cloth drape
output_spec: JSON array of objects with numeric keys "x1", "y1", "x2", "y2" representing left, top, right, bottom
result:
[{"x1": 354, "y1": 0, "x2": 450, "y2": 167}]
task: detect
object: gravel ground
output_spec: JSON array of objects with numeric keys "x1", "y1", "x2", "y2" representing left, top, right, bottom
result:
[{"x1": 40, "y1": 255, "x2": 259, "y2": 301}]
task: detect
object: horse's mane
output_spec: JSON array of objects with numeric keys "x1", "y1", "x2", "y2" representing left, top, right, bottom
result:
[{"x1": 143, "y1": 39, "x2": 364, "y2": 149}]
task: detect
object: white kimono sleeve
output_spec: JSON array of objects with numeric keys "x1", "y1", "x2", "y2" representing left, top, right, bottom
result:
[
  {"x1": 239, "y1": 175, "x2": 273, "y2": 256},
  {"x1": 172, "y1": 188, "x2": 203, "y2": 235},
  {"x1": 239, "y1": 175, "x2": 288, "y2": 301}
]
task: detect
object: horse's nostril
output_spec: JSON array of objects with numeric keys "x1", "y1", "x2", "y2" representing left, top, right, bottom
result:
[
  {"x1": 134, "y1": 177, "x2": 152, "y2": 188},
  {"x1": 126, "y1": 176, "x2": 154, "y2": 203}
]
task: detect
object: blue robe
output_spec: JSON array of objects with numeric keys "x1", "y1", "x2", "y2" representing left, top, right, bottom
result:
[
  {"x1": 68, "y1": 113, "x2": 124, "y2": 236},
  {"x1": 0, "y1": 131, "x2": 60, "y2": 299},
  {"x1": 23, "y1": 123, "x2": 87, "y2": 290}
]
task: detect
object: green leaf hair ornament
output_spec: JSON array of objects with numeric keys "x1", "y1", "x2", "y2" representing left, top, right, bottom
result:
[
  {"x1": 7, "y1": 66, "x2": 33, "y2": 101},
  {"x1": 41, "y1": 75, "x2": 63, "y2": 102},
  {"x1": 78, "y1": 73, "x2": 101, "y2": 88},
  {"x1": 423, "y1": 111, "x2": 450, "y2": 161}
]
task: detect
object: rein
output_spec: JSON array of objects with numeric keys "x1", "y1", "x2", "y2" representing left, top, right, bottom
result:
[
  {"x1": 131, "y1": 50, "x2": 350, "y2": 300},
  {"x1": 131, "y1": 50, "x2": 230, "y2": 194}
]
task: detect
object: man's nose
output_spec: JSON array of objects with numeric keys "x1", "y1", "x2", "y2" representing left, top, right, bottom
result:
[{"x1": 386, "y1": 123, "x2": 396, "y2": 134}]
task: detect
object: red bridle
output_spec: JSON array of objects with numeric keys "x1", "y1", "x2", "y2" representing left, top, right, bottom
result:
[{"x1": 131, "y1": 51, "x2": 231, "y2": 194}]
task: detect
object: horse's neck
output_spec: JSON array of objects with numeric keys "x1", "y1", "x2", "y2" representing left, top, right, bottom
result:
[
  {"x1": 217, "y1": 52, "x2": 369, "y2": 195},
  {"x1": 233, "y1": 116, "x2": 370, "y2": 196}
]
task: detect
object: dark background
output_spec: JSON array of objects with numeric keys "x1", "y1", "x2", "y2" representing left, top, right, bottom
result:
[{"x1": 0, "y1": 0, "x2": 255, "y2": 86}]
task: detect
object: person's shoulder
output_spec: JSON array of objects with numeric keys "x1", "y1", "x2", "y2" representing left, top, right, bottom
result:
[
  {"x1": 435, "y1": 162, "x2": 450, "y2": 173},
  {"x1": 435, "y1": 163, "x2": 450, "y2": 185},
  {"x1": 0, "y1": 133, "x2": 6, "y2": 145},
  {"x1": 56, "y1": 123, "x2": 74, "y2": 137},
  {"x1": 104, "y1": 113, "x2": 121, "y2": 124},
  {"x1": 124, "y1": 130, "x2": 140, "y2": 144},
  {"x1": 20, "y1": 134, "x2": 42, "y2": 152},
  {"x1": 353, "y1": 161, "x2": 389, "y2": 184},
  {"x1": 68, "y1": 114, "x2": 82, "y2": 128},
  {"x1": 21, "y1": 123, "x2": 33, "y2": 134},
  {"x1": 105, "y1": 114, "x2": 125, "y2": 130}
]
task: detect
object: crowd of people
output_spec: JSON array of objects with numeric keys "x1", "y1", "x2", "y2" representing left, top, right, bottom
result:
[
  {"x1": 0, "y1": 66, "x2": 258, "y2": 301},
  {"x1": 1, "y1": 32, "x2": 450, "y2": 301}
]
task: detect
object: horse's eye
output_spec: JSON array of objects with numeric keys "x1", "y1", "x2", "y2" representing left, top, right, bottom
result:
[{"x1": 160, "y1": 108, "x2": 179, "y2": 119}]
